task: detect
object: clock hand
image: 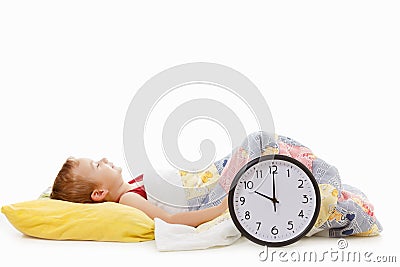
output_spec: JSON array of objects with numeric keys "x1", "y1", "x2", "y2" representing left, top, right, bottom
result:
[
  {"x1": 254, "y1": 191, "x2": 279, "y2": 203},
  {"x1": 272, "y1": 172, "x2": 277, "y2": 212}
]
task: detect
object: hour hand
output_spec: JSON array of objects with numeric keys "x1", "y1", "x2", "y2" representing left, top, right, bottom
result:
[{"x1": 254, "y1": 191, "x2": 279, "y2": 203}]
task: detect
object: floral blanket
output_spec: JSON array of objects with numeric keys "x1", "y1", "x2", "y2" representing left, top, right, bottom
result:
[{"x1": 179, "y1": 131, "x2": 382, "y2": 237}]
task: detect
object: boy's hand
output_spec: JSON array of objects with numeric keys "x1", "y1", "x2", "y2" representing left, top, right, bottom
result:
[{"x1": 219, "y1": 195, "x2": 229, "y2": 212}]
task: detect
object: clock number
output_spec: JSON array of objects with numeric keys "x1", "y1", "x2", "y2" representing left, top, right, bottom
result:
[
  {"x1": 256, "y1": 221, "x2": 261, "y2": 231},
  {"x1": 245, "y1": 211, "x2": 251, "y2": 220},
  {"x1": 256, "y1": 170, "x2": 263, "y2": 178},
  {"x1": 287, "y1": 169, "x2": 290, "y2": 177},
  {"x1": 287, "y1": 220, "x2": 294, "y2": 230},
  {"x1": 239, "y1": 196, "x2": 246, "y2": 205},
  {"x1": 269, "y1": 165, "x2": 277, "y2": 175},
  {"x1": 244, "y1": 181, "x2": 254, "y2": 190},
  {"x1": 298, "y1": 209, "x2": 304, "y2": 218},
  {"x1": 302, "y1": 194, "x2": 309, "y2": 203},
  {"x1": 271, "y1": 225, "x2": 279, "y2": 235},
  {"x1": 297, "y1": 179, "x2": 304, "y2": 188}
]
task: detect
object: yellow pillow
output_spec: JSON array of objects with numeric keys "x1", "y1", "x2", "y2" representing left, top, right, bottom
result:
[{"x1": 1, "y1": 199, "x2": 154, "y2": 242}]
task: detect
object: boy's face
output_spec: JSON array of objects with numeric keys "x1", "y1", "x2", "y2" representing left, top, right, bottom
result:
[{"x1": 74, "y1": 157, "x2": 123, "y2": 193}]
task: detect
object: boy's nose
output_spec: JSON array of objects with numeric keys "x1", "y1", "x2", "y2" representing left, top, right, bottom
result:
[{"x1": 101, "y1": 158, "x2": 108, "y2": 163}]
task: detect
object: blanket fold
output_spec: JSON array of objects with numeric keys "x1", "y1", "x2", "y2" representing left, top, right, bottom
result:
[{"x1": 154, "y1": 210, "x2": 241, "y2": 251}]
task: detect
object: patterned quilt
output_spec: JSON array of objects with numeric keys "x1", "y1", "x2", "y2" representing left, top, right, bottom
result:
[{"x1": 178, "y1": 131, "x2": 382, "y2": 237}]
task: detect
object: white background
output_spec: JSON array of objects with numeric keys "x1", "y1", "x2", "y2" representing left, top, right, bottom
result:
[{"x1": 0, "y1": 1, "x2": 399, "y2": 266}]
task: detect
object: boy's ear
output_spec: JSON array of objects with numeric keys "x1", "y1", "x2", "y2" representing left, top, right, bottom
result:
[{"x1": 91, "y1": 189, "x2": 109, "y2": 202}]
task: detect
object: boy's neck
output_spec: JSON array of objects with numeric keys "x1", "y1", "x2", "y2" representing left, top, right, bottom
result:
[{"x1": 113, "y1": 180, "x2": 135, "y2": 203}]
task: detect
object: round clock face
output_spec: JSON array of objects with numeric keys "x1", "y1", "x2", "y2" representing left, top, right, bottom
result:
[{"x1": 228, "y1": 154, "x2": 321, "y2": 247}]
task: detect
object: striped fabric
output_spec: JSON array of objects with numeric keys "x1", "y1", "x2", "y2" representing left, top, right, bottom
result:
[{"x1": 127, "y1": 174, "x2": 147, "y2": 199}]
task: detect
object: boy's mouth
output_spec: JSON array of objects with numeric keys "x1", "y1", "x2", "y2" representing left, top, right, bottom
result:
[{"x1": 107, "y1": 161, "x2": 120, "y2": 171}]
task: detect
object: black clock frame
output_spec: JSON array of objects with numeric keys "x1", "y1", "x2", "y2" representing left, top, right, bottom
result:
[{"x1": 228, "y1": 154, "x2": 321, "y2": 247}]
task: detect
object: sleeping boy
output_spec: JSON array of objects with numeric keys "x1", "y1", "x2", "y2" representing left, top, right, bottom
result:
[{"x1": 50, "y1": 131, "x2": 382, "y2": 237}]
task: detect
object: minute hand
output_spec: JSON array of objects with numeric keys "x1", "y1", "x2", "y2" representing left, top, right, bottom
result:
[{"x1": 272, "y1": 173, "x2": 277, "y2": 212}]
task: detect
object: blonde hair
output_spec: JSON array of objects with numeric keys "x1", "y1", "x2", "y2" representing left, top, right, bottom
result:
[{"x1": 50, "y1": 157, "x2": 99, "y2": 203}]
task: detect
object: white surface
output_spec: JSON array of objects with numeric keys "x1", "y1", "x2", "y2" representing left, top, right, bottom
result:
[{"x1": 1, "y1": 1, "x2": 399, "y2": 266}]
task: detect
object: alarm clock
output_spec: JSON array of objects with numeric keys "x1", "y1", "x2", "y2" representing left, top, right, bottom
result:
[{"x1": 228, "y1": 154, "x2": 320, "y2": 247}]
